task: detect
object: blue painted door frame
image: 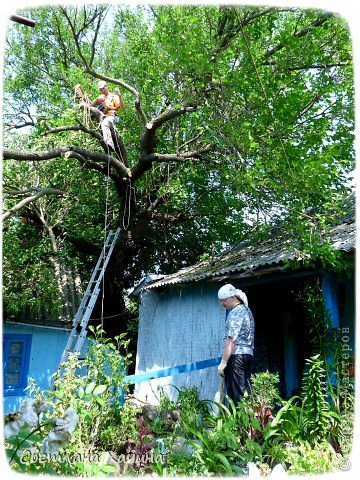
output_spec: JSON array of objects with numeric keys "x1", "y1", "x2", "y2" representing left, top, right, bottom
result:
[
  {"x1": 322, "y1": 271, "x2": 339, "y2": 386},
  {"x1": 322, "y1": 271, "x2": 340, "y2": 329}
]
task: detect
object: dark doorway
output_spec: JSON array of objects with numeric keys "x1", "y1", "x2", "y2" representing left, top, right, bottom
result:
[{"x1": 236, "y1": 274, "x2": 317, "y2": 398}]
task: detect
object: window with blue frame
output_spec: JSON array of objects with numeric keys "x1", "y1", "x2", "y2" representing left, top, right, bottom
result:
[{"x1": 3, "y1": 334, "x2": 32, "y2": 396}]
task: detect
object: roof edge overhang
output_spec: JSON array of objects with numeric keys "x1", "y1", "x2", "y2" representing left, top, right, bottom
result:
[{"x1": 141, "y1": 248, "x2": 354, "y2": 292}]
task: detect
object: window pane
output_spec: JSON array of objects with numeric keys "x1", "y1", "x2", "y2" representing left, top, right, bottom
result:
[
  {"x1": 4, "y1": 335, "x2": 31, "y2": 394},
  {"x1": 10, "y1": 342, "x2": 23, "y2": 355},
  {"x1": 7, "y1": 357, "x2": 21, "y2": 372},
  {"x1": 6, "y1": 373, "x2": 20, "y2": 385}
]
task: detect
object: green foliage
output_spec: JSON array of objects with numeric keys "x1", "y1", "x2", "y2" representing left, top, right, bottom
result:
[
  {"x1": 263, "y1": 396, "x2": 304, "y2": 444},
  {"x1": 285, "y1": 440, "x2": 341, "y2": 474},
  {"x1": 158, "y1": 385, "x2": 209, "y2": 430},
  {"x1": 336, "y1": 384, "x2": 355, "y2": 458},
  {"x1": 186, "y1": 400, "x2": 249, "y2": 475},
  {"x1": 100, "y1": 401, "x2": 141, "y2": 452},
  {"x1": 250, "y1": 371, "x2": 281, "y2": 410},
  {"x1": 3, "y1": 5, "x2": 355, "y2": 320},
  {"x1": 299, "y1": 278, "x2": 334, "y2": 355},
  {"x1": 5, "y1": 352, "x2": 353, "y2": 477},
  {"x1": 263, "y1": 357, "x2": 341, "y2": 448},
  {"x1": 172, "y1": 397, "x2": 263, "y2": 474},
  {"x1": 262, "y1": 355, "x2": 352, "y2": 472},
  {"x1": 246, "y1": 371, "x2": 282, "y2": 443},
  {"x1": 301, "y1": 355, "x2": 336, "y2": 442},
  {"x1": 151, "y1": 450, "x2": 212, "y2": 476},
  {"x1": 297, "y1": 277, "x2": 354, "y2": 412},
  {"x1": 5, "y1": 327, "x2": 131, "y2": 476}
]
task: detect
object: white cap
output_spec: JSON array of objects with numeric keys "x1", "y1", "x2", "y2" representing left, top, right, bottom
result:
[
  {"x1": 218, "y1": 284, "x2": 248, "y2": 307},
  {"x1": 98, "y1": 80, "x2": 107, "y2": 89},
  {"x1": 218, "y1": 284, "x2": 236, "y2": 300}
]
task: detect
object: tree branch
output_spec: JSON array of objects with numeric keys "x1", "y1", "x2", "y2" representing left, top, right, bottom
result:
[
  {"x1": 178, "y1": 132, "x2": 204, "y2": 151},
  {"x1": 293, "y1": 102, "x2": 334, "y2": 129},
  {"x1": 140, "y1": 105, "x2": 198, "y2": 155},
  {"x1": 149, "y1": 105, "x2": 198, "y2": 129},
  {"x1": 3, "y1": 146, "x2": 131, "y2": 178},
  {"x1": 42, "y1": 123, "x2": 104, "y2": 144},
  {"x1": 212, "y1": 7, "x2": 292, "y2": 60},
  {"x1": 64, "y1": 147, "x2": 131, "y2": 178},
  {"x1": 294, "y1": 94, "x2": 321, "y2": 121},
  {"x1": 59, "y1": 6, "x2": 107, "y2": 71},
  {"x1": 138, "y1": 210, "x2": 190, "y2": 224},
  {"x1": 2, "y1": 188, "x2": 64, "y2": 221},
  {"x1": 4, "y1": 103, "x2": 35, "y2": 130},
  {"x1": 30, "y1": 204, "x2": 59, "y2": 253},
  {"x1": 3, "y1": 147, "x2": 71, "y2": 161},
  {"x1": 147, "y1": 146, "x2": 213, "y2": 164},
  {"x1": 264, "y1": 14, "x2": 331, "y2": 58},
  {"x1": 42, "y1": 120, "x2": 119, "y2": 159},
  {"x1": 261, "y1": 60, "x2": 351, "y2": 70},
  {"x1": 131, "y1": 145, "x2": 212, "y2": 181},
  {"x1": 6, "y1": 120, "x2": 35, "y2": 131}
]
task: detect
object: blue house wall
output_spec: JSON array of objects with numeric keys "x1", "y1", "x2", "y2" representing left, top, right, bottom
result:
[
  {"x1": 135, "y1": 269, "x2": 355, "y2": 403},
  {"x1": 322, "y1": 271, "x2": 355, "y2": 380},
  {"x1": 3, "y1": 323, "x2": 71, "y2": 413},
  {"x1": 135, "y1": 282, "x2": 224, "y2": 404}
]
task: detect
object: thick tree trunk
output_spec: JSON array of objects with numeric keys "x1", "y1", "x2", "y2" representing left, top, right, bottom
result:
[
  {"x1": 49, "y1": 257, "x2": 82, "y2": 323},
  {"x1": 31, "y1": 205, "x2": 82, "y2": 324}
]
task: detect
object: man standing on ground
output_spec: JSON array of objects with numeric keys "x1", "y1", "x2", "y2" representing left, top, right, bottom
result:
[{"x1": 217, "y1": 283, "x2": 255, "y2": 405}]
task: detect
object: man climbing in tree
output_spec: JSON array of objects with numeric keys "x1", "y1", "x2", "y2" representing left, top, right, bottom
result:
[{"x1": 91, "y1": 80, "x2": 125, "y2": 151}]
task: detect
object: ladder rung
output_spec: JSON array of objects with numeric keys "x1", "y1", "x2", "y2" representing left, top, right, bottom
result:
[{"x1": 57, "y1": 227, "x2": 121, "y2": 374}]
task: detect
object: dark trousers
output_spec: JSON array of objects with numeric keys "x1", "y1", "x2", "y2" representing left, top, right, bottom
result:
[{"x1": 224, "y1": 354, "x2": 253, "y2": 405}]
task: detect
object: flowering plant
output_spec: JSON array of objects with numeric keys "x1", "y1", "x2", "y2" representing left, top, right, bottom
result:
[
  {"x1": 5, "y1": 398, "x2": 78, "y2": 474},
  {"x1": 4, "y1": 326, "x2": 130, "y2": 476}
]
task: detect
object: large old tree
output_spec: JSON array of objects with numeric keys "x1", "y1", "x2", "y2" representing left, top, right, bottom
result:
[{"x1": 2, "y1": 5, "x2": 354, "y2": 334}]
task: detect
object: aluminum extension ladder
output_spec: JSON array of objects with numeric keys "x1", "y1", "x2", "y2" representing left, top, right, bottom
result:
[{"x1": 58, "y1": 227, "x2": 121, "y2": 369}]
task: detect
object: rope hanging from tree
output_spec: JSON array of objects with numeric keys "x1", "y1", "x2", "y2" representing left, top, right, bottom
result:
[
  {"x1": 73, "y1": 82, "x2": 133, "y2": 326},
  {"x1": 73, "y1": 84, "x2": 95, "y2": 129}
]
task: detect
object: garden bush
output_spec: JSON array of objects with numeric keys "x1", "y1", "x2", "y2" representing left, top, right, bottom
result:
[
  {"x1": 4, "y1": 329, "x2": 353, "y2": 476},
  {"x1": 5, "y1": 326, "x2": 132, "y2": 476}
]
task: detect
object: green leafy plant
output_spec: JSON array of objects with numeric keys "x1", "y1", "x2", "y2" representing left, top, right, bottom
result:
[
  {"x1": 294, "y1": 279, "x2": 354, "y2": 456},
  {"x1": 250, "y1": 371, "x2": 281, "y2": 407},
  {"x1": 285, "y1": 440, "x2": 342, "y2": 474},
  {"x1": 248, "y1": 371, "x2": 281, "y2": 438},
  {"x1": 151, "y1": 449, "x2": 211, "y2": 476},
  {"x1": 263, "y1": 395, "x2": 303, "y2": 444},
  {"x1": 5, "y1": 326, "x2": 132, "y2": 476},
  {"x1": 183, "y1": 397, "x2": 262, "y2": 475},
  {"x1": 158, "y1": 385, "x2": 210, "y2": 430},
  {"x1": 186, "y1": 425, "x2": 245, "y2": 476},
  {"x1": 302, "y1": 354, "x2": 337, "y2": 443},
  {"x1": 100, "y1": 401, "x2": 141, "y2": 452},
  {"x1": 296, "y1": 278, "x2": 349, "y2": 389}
]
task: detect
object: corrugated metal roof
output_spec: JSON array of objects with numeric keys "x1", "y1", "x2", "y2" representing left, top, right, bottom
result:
[{"x1": 142, "y1": 216, "x2": 355, "y2": 291}]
